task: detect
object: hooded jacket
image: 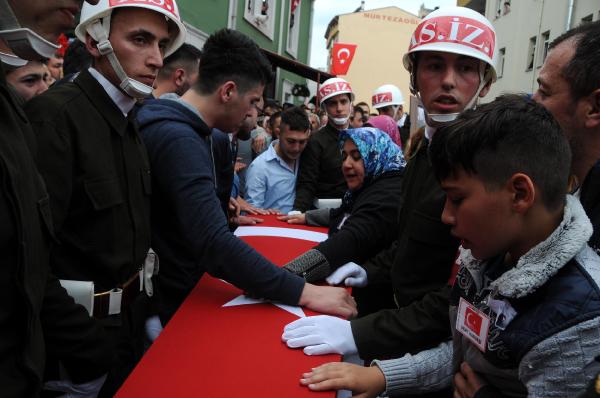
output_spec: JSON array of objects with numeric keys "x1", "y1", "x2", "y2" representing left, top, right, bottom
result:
[
  {"x1": 375, "y1": 196, "x2": 600, "y2": 397},
  {"x1": 136, "y1": 98, "x2": 304, "y2": 323}
]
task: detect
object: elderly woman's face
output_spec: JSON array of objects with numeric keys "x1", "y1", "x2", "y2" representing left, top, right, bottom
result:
[{"x1": 341, "y1": 139, "x2": 365, "y2": 191}]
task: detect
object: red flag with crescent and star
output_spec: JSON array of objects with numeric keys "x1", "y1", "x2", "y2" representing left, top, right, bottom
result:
[{"x1": 330, "y1": 43, "x2": 357, "y2": 76}]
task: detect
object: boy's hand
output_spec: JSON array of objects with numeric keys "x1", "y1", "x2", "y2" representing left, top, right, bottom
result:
[
  {"x1": 300, "y1": 362, "x2": 386, "y2": 398},
  {"x1": 297, "y1": 283, "x2": 357, "y2": 319},
  {"x1": 453, "y1": 362, "x2": 486, "y2": 398}
]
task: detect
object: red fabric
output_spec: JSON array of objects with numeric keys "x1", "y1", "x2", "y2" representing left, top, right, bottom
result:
[
  {"x1": 291, "y1": 0, "x2": 300, "y2": 14},
  {"x1": 55, "y1": 34, "x2": 69, "y2": 57},
  {"x1": 117, "y1": 216, "x2": 337, "y2": 397},
  {"x1": 330, "y1": 43, "x2": 357, "y2": 76}
]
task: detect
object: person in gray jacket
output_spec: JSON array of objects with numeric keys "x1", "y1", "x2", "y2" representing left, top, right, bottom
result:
[{"x1": 300, "y1": 95, "x2": 600, "y2": 398}]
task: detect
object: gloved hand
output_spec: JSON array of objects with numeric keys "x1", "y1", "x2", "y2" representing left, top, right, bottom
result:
[
  {"x1": 282, "y1": 315, "x2": 358, "y2": 355},
  {"x1": 326, "y1": 262, "x2": 368, "y2": 287},
  {"x1": 44, "y1": 373, "x2": 107, "y2": 398}
]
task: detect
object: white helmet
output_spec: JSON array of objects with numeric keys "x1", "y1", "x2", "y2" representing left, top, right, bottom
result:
[
  {"x1": 318, "y1": 77, "x2": 355, "y2": 106},
  {"x1": 318, "y1": 77, "x2": 354, "y2": 127},
  {"x1": 75, "y1": 0, "x2": 186, "y2": 98},
  {"x1": 0, "y1": 0, "x2": 59, "y2": 60},
  {"x1": 403, "y1": 6, "x2": 497, "y2": 125},
  {"x1": 372, "y1": 84, "x2": 404, "y2": 109}
]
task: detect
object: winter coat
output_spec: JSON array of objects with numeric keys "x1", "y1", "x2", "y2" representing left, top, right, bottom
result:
[
  {"x1": 351, "y1": 131, "x2": 459, "y2": 360},
  {"x1": 293, "y1": 123, "x2": 347, "y2": 211},
  {"x1": 25, "y1": 70, "x2": 151, "y2": 291}
]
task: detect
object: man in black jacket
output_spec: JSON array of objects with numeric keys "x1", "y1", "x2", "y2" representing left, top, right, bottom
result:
[
  {"x1": 293, "y1": 77, "x2": 354, "y2": 211},
  {"x1": 24, "y1": 0, "x2": 186, "y2": 395},
  {"x1": 283, "y1": 6, "x2": 498, "y2": 375},
  {"x1": 0, "y1": 0, "x2": 113, "y2": 397}
]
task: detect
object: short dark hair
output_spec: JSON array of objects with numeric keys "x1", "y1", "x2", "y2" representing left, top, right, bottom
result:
[
  {"x1": 158, "y1": 43, "x2": 201, "y2": 79},
  {"x1": 353, "y1": 107, "x2": 364, "y2": 118},
  {"x1": 63, "y1": 39, "x2": 93, "y2": 76},
  {"x1": 194, "y1": 29, "x2": 273, "y2": 95},
  {"x1": 550, "y1": 20, "x2": 600, "y2": 100},
  {"x1": 268, "y1": 111, "x2": 282, "y2": 129},
  {"x1": 429, "y1": 94, "x2": 571, "y2": 211},
  {"x1": 280, "y1": 106, "x2": 310, "y2": 133}
]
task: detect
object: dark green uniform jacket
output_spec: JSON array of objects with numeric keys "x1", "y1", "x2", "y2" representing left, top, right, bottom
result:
[
  {"x1": 293, "y1": 123, "x2": 347, "y2": 211},
  {"x1": 0, "y1": 63, "x2": 111, "y2": 397},
  {"x1": 25, "y1": 70, "x2": 151, "y2": 291},
  {"x1": 350, "y1": 130, "x2": 459, "y2": 360}
]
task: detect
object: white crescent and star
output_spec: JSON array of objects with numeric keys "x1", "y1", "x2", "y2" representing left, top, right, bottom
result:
[
  {"x1": 223, "y1": 226, "x2": 329, "y2": 318},
  {"x1": 337, "y1": 48, "x2": 351, "y2": 64}
]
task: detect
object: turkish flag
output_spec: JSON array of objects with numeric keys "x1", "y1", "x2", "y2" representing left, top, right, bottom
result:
[
  {"x1": 291, "y1": 0, "x2": 300, "y2": 14},
  {"x1": 330, "y1": 43, "x2": 357, "y2": 76},
  {"x1": 465, "y1": 306, "x2": 483, "y2": 334},
  {"x1": 116, "y1": 216, "x2": 338, "y2": 397}
]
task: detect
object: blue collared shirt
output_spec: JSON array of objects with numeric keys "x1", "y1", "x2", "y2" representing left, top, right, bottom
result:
[{"x1": 245, "y1": 140, "x2": 298, "y2": 213}]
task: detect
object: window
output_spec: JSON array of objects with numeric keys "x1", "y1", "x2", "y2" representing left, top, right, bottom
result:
[
  {"x1": 498, "y1": 48, "x2": 505, "y2": 78},
  {"x1": 526, "y1": 36, "x2": 536, "y2": 71},
  {"x1": 538, "y1": 31, "x2": 550, "y2": 67},
  {"x1": 581, "y1": 14, "x2": 593, "y2": 25},
  {"x1": 244, "y1": 0, "x2": 276, "y2": 39},
  {"x1": 494, "y1": 0, "x2": 502, "y2": 19},
  {"x1": 286, "y1": 0, "x2": 301, "y2": 58}
]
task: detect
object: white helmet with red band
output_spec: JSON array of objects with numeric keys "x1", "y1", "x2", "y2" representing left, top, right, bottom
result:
[
  {"x1": 372, "y1": 84, "x2": 404, "y2": 109},
  {"x1": 76, "y1": 0, "x2": 186, "y2": 98},
  {"x1": 402, "y1": 6, "x2": 497, "y2": 126},
  {"x1": 318, "y1": 77, "x2": 355, "y2": 106},
  {"x1": 403, "y1": 6, "x2": 497, "y2": 82}
]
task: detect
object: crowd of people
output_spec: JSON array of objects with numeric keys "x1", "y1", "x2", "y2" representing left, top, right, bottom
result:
[{"x1": 2, "y1": 0, "x2": 600, "y2": 397}]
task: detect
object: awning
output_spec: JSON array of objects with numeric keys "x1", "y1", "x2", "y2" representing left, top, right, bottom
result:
[{"x1": 261, "y1": 48, "x2": 333, "y2": 83}]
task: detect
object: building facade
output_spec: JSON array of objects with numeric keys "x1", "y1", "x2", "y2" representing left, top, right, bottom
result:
[
  {"x1": 175, "y1": 0, "x2": 316, "y2": 104},
  {"x1": 475, "y1": 0, "x2": 600, "y2": 101},
  {"x1": 325, "y1": 6, "x2": 421, "y2": 109}
]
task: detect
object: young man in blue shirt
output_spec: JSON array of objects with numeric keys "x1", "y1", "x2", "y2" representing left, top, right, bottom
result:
[{"x1": 246, "y1": 106, "x2": 310, "y2": 213}]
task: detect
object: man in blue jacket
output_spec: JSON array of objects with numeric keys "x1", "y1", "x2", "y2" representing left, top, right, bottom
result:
[{"x1": 136, "y1": 28, "x2": 357, "y2": 332}]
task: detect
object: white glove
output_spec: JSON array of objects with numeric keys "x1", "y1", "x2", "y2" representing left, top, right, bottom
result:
[
  {"x1": 282, "y1": 315, "x2": 358, "y2": 355},
  {"x1": 44, "y1": 373, "x2": 107, "y2": 398},
  {"x1": 326, "y1": 262, "x2": 368, "y2": 287}
]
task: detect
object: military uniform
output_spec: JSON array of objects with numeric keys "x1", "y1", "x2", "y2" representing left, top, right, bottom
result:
[
  {"x1": 25, "y1": 68, "x2": 151, "y2": 396},
  {"x1": 351, "y1": 131, "x2": 459, "y2": 361},
  {"x1": 293, "y1": 123, "x2": 347, "y2": 211},
  {"x1": 0, "y1": 63, "x2": 111, "y2": 397}
]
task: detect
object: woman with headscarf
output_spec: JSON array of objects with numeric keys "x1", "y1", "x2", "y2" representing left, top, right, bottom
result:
[
  {"x1": 365, "y1": 114, "x2": 402, "y2": 149},
  {"x1": 280, "y1": 127, "x2": 405, "y2": 284}
]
